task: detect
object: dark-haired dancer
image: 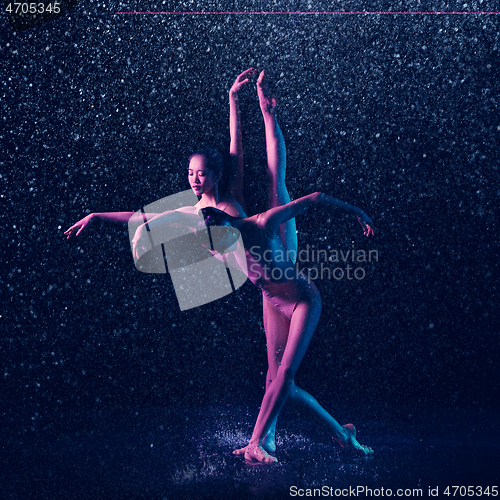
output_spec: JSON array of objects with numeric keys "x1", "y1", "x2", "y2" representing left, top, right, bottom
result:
[
  {"x1": 65, "y1": 69, "x2": 299, "y2": 453},
  {"x1": 67, "y1": 70, "x2": 373, "y2": 462}
]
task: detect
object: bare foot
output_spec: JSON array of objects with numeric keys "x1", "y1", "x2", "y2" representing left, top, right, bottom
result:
[
  {"x1": 339, "y1": 423, "x2": 374, "y2": 456},
  {"x1": 246, "y1": 444, "x2": 278, "y2": 463},
  {"x1": 262, "y1": 430, "x2": 276, "y2": 454},
  {"x1": 233, "y1": 444, "x2": 248, "y2": 456},
  {"x1": 256, "y1": 70, "x2": 277, "y2": 116},
  {"x1": 233, "y1": 443, "x2": 277, "y2": 463}
]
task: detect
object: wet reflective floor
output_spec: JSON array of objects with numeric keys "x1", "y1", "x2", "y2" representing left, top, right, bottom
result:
[{"x1": 5, "y1": 405, "x2": 499, "y2": 499}]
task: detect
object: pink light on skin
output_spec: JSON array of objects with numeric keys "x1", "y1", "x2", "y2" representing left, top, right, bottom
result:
[{"x1": 115, "y1": 11, "x2": 500, "y2": 15}]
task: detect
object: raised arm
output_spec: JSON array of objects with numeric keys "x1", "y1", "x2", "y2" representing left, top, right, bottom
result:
[
  {"x1": 260, "y1": 192, "x2": 375, "y2": 239},
  {"x1": 228, "y1": 68, "x2": 257, "y2": 209},
  {"x1": 65, "y1": 211, "x2": 159, "y2": 239}
]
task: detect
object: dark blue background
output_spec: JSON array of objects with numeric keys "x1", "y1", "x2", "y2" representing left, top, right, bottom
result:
[{"x1": 2, "y1": 0, "x2": 498, "y2": 444}]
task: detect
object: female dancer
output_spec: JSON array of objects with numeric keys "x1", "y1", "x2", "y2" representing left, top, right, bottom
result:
[
  {"x1": 64, "y1": 68, "x2": 299, "y2": 450},
  {"x1": 131, "y1": 193, "x2": 375, "y2": 463}
]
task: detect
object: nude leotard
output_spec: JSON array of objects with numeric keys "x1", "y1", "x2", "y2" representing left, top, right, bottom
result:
[
  {"x1": 260, "y1": 280, "x2": 309, "y2": 320},
  {"x1": 248, "y1": 214, "x2": 315, "y2": 320}
]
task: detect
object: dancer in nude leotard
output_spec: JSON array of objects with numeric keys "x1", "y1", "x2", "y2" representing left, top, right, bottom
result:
[
  {"x1": 132, "y1": 191, "x2": 375, "y2": 463},
  {"x1": 65, "y1": 73, "x2": 296, "y2": 451},
  {"x1": 64, "y1": 68, "x2": 300, "y2": 452}
]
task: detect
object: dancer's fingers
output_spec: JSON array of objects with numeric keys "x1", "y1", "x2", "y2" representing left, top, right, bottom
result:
[{"x1": 240, "y1": 67, "x2": 255, "y2": 77}]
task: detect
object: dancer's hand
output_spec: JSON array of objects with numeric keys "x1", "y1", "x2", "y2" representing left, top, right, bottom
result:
[
  {"x1": 357, "y1": 212, "x2": 375, "y2": 237},
  {"x1": 132, "y1": 224, "x2": 151, "y2": 260},
  {"x1": 64, "y1": 214, "x2": 95, "y2": 239},
  {"x1": 230, "y1": 67, "x2": 257, "y2": 97}
]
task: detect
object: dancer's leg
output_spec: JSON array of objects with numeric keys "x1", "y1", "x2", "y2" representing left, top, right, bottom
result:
[
  {"x1": 261, "y1": 297, "x2": 290, "y2": 453},
  {"x1": 257, "y1": 71, "x2": 298, "y2": 257},
  {"x1": 233, "y1": 296, "x2": 289, "y2": 457},
  {"x1": 260, "y1": 304, "x2": 363, "y2": 455},
  {"x1": 262, "y1": 295, "x2": 370, "y2": 453},
  {"x1": 257, "y1": 71, "x2": 297, "y2": 452},
  {"x1": 244, "y1": 287, "x2": 322, "y2": 463},
  {"x1": 237, "y1": 293, "x2": 373, "y2": 461},
  {"x1": 288, "y1": 383, "x2": 373, "y2": 455},
  {"x1": 260, "y1": 305, "x2": 373, "y2": 456}
]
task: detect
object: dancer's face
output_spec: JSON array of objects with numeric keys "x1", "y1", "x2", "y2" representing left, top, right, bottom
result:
[{"x1": 188, "y1": 155, "x2": 218, "y2": 196}]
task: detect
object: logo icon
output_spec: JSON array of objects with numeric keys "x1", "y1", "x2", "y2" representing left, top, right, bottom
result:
[{"x1": 128, "y1": 189, "x2": 247, "y2": 311}]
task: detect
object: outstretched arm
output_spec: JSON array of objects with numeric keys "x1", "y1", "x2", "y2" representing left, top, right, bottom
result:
[
  {"x1": 65, "y1": 211, "x2": 159, "y2": 239},
  {"x1": 228, "y1": 68, "x2": 256, "y2": 210},
  {"x1": 260, "y1": 192, "x2": 375, "y2": 238}
]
